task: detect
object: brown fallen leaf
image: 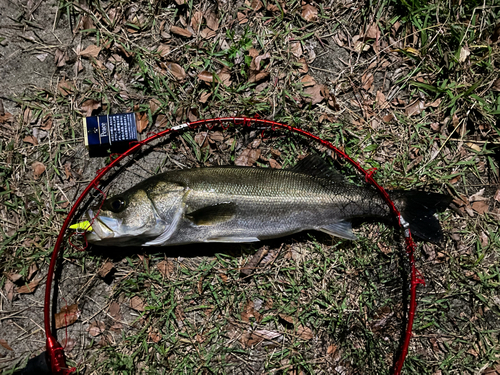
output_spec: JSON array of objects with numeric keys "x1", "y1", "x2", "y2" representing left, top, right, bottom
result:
[
  {"x1": 164, "y1": 62, "x2": 186, "y2": 80},
  {"x1": 23, "y1": 135, "x2": 38, "y2": 145},
  {"x1": 135, "y1": 112, "x2": 148, "y2": 133},
  {"x1": 148, "y1": 329, "x2": 162, "y2": 343},
  {"x1": 297, "y1": 325, "x2": 314, "y2": 340},
  {"x1": 301, "y1": 4, "x2": 318, "y2": 22},
  {"x1": 98, "y1": 261, "x2": 115, "y2": 278},
  {"x1": 269, "y1": 159, "x2": 281, "y2": 169},
  {"x1": 290, "y1": 42, "x2": 302, "y2": 58},
  {"x1": 61, "y1": 337, "x2": 77, "y2": 353},
  {"x1": 88, "y1": 321, "x2": 106, "y2": 337},
  {"x1": 157, "y1": 44, "x2": 170, "y2": 58},
  {"x1": 301, "y1": 74, "x2": 316, "y2": 87},
  {"x1": 5, "y1": 273, "x2": 22, "y2": 282},
  {"x1": 198, "y1": 70, "x2": 214, "y2": 82},
  {"x1": 250, "y1": 0, "x2": 263, "y2": 11},
  {"x1": 458, "y1": 45, "x2": 470, "y2": 63},
  {"x1": 405, "y1": 100, "x2": 425, "y2": 117},
  {"x1": 199, "y1": 92, "x2": 211, "y2": 103},
  {"x1": 205, "y1": 10, "x2": 219, "y2": 31},
  {"x1": 237, "y1": 12, "x2": 248, "y2": 24},
  {"x1": 217, "y1": 67, "x2": 231, "y2": 86},
  {"x1": 55, "y1": 304, "x2": 80, "y2": 329},
  {"x1": 191, "y1": 11, "x2": 203, "y2": 30},
  {"x1": 16, "y1": 277, "x2": 42, "y2": 294},
  {"x1": 472, "y1": 201, "x2": 489, "y2": 215},
  {"x1": 361, "y1": 72, "x2": 374, "y2": 91},
  {"x1": 81, "y1": 99, "x2": 101, "y2": 117},
  {"x1": 32, "y1": 161, "x2": 46, "y2": 179},
  {"x1": 235, "y1": 148, "x2": 261, "y2": 166},
  {"x1": 130, "y1": 296, "x2": 145, "y2": 311},
  {"x1": 303, "y1": 84, "x2": 324, "y2": 105},
  {"x1": 110, "y1": 323, "x2": 123, "y2": 332},
  {"x1": 171, "y1": 26, "x2": 193, "y2": 38},
  {"x1": 27, "y1": 263, "x2": 38, "y2": 280},
  {"x1": 241, "y1": 329, "x2": 282, "y2": 348},
  {"x1": 5, "y1": 280, "x2": 15, "y2": 302},
  {"x1": 365, "y1": 22, "x2": 380, "y2": 40},
  {"x1": 491, "y1": 78, "x2": 500, "y2": 92},
  {"x1": 241, "y1": 299, "x2": 261, "y2": 323},
  {"x1": 79, "y1": 45, "x2": 101, "y2": 59},
  {"x1": 155, "y1": 114, "x2": 169, "y2": 127},
  {"x1": 157, "y1": 260, "x2": 175, "y2": 278},
  {"x1": 58, "y1": 80, "x2": 74, "y2": 96},
  {"x1": 149, "y1": 98, "x2": 161, "y2": 113},
  {"x1": 109, "y1": 301, "x2": 122, "y2": 321},
  {"x1": 54, "y1": 49, "x2": 68, "y2": 67},
  {"x1": 0, "y1": 339, "x2": 13, "y2": 351}
]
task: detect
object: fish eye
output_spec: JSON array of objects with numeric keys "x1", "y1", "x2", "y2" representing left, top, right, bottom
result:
[{"x1": 109, "y1": 198, "x2": 126, "y2": 213}]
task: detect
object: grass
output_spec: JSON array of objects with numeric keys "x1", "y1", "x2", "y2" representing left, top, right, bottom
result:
[{"x1": 1, "y1": 0, "x2": 500, "y2": 374}]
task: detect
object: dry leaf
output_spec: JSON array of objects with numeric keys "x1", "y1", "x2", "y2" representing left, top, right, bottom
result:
[
  {"x1": 149, "y1": 98, "x2": 161, "y2": 113},
  {"x1": 458, "y1": 46, "x2": 470, "y2": 63},
  {"x1": 5, "y1": 279, "x2": 15, "y2": 302},
  {"x1": 237, "y1": 12, "x2": 248, "y2": 24},
  {"x1": 297, "y1": 58, "x2": 308, "y2": 73},
  {"x1": 375, "y1": 90, "x2": 388, "y2": 109},
  {"x1": 32, "y1": 161, "x2": 46, "y2": 179},
  {"x1": 109, "y1": 302, "x2": 122, "y2": 320},
  {"x1": 155, "y1": 114, "x2": 169, "y2": 127},
  {"x1": 365, "y1": 23, "x2": 380, "y2": 40},
  {"x1": 81, "y1": 99, "x2": 101, "y2": 117},
  {"x1": 205, "y1": 11, "x2": 219, "y2": 31},
  {"x1": 217, "y1": 67, "x2": 232, "y2": 86},
  {"x1": 191, "y1": 11, "x2": 203, "y2": 30},
  {"x1": 5, "y1": 273, "x2": 22, "y2": 282},
  {"x1": 157, "y1": 44, "x2": 170, "y2": 58},
  {"x1": 198, "y1": 70, "x2": 214, "y2": 82},
  {"x1": 79, "y1": 45, "x2": 101, "y2": 58},
  {"x1": 383, "y1": 114, "x2": 395, "y2": 122},
  {"x1": 55, "y1": 304, "x2": 80, "y2": 329},
  {"x1": 0, "y1": 339, "x2": 13, "y2": 351},
  {"x1": 491, "y1": 78, "x2": 500, "y2": 92},
  {"x1": 303, "y1": 84, "x2": 324, "y2": 105},
  {"x1": 148, "y1": 330, "x2": 162, "y2": 343},
  {"x1": 16, "y1": 277, "x2": 42, "y2": 294},
  {"x1": 61, "y1": 337, "x2": 77, "y2": 353},
  {"x1": 110, "y1": 323, "x2": 123, "y2": 332},
  {"x1": 171, "y1": 26, "x2": 193, "y2": 38},
  {"x1": 405, "y1": 100, "x2": 425, "y2": 116},
  {"x1": 98, "y1": 261, "x2": 115, "y2": 278},
  {"x1": 130, "y1": 296, "x2": 145, "y2": 311},
  {"x1": 297, "y1": 325, "x2": 313, "y2": 340},
  {"x1": 269, "y1": 159, "x2": 281, "y2": 169},
  {"x1": 301, "y1": 74, "x2": 316, "y2": 87},
  {"x1": 472, "y1": 201, "x2": 489, "y2": 215},
  {"x1": 54, "y1": 49, "x2": 68, "y2": 67},
  {"x1": 199, "y1": 92, "x2": 211, "y2": 103},
  {"x1": 157, "y1": 260, "x2": 175, "y2": 278},
  {"x1": 58, "y1": 80, "x2": 74, "y2": 96},
  {"x1": 241, "y1": 330, "x2": 282, "y2": 348},
  {"x1": 23, "y1": 135, "x2": 38, "y2": 145},
  {"x1": 135, "y1": 112, "x2": 148, "y2": 133},
  {"x1": 361, "y1": 72, "x2": 374, "y2": 91},
  {"x1": 301, "y1": 4, "x2": 318, "y2": 22},
  {"x1": 88, "y1": 321, "x2": 106, "y2": 337},
  {"x1": 174, "y1": 0, "x2": 186, "y2": 4},
  {"x1": 290, "y1": 42, "x2": 302, "y2": 58},
  {"x1": 165, "y1": 62, "x2": 186, "y2": 80},
  {"x1": 235, "y1": 148, "x2": 261, "y2": 166},
  {"x1": 27, "y1": 263, "x2": 38, "y2": 280},
  {"x1": 250, "y1": 0, "x2": 263, "y2": 11}
]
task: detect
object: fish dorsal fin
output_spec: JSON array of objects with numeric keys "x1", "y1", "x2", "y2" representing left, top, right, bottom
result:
[
  {"x1": 288, "y1": 155, "x2": 343, "y2": 180},
  {"x1": 319, "y1": 221, "x2": 357, "y2": 240},
  {"x1": 186, "y1": 202, "x2": 237, "y2": 226}
]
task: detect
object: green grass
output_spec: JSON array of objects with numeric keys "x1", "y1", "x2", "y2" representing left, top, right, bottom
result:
[{"x1": 1, "y1": 0, "x2": 500, "y2": 374}]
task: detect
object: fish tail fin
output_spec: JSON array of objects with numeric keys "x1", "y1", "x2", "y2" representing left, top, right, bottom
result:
[{"x1": 389, "y1": 190, "x2": 452, "y2": 243}]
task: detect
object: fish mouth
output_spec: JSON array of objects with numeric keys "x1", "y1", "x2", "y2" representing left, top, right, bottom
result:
[{"x1": 86, "y1": 209, "x2": 120, "y2": 242}]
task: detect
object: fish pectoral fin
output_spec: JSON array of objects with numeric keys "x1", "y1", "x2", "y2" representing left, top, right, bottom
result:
[
  {"x1": 186, "y1": 202, "x2": 237, "y2": 226},
  {"x1": 319, "y1": 221, "x2": 357, "y2": 240},
  {"x1": 205, "y1": 236, "x2": 260, "y2": 243},
  {"x1": 142, "y1": 208, "x2": 183, "y2": 246}
]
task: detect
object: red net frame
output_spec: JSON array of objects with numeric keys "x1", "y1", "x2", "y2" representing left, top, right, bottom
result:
[{"x1": 44, "y1": 117, "x2": 420, "y2": 375}]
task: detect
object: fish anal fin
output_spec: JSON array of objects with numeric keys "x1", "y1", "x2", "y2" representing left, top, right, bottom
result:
[
  {"x1": 319, "y1": 221, "x2": 357, "y2": 240},
  {"x1": 186, "y1": 202, "x2": 236, "y2": 226},
  {"x1": 206, "y1": 236, "x2": 260, "y2": 243}
]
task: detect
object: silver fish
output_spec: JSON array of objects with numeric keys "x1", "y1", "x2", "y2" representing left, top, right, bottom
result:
[{"x1": 85, "y1": 155, "x2": 450, "y2": 247}]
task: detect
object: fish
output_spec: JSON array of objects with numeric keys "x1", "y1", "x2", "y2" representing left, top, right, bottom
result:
[{"x1": 84, "y1": 155, "x2": 451, "y2": 247}]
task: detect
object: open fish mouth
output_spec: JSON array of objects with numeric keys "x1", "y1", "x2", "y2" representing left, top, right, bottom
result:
[{"x1": 85, "y1": 209, "x2": 120, "y2": 242}]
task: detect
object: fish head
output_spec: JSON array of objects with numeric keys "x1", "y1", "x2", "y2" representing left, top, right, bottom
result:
[{"x1": 86, "y1": 187, "x2": 166, "y2": 247}]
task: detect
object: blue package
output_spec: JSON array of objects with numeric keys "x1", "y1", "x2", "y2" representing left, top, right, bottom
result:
[{"x1": 83, "y1": 113, "x2": 138, "y2": 156}]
